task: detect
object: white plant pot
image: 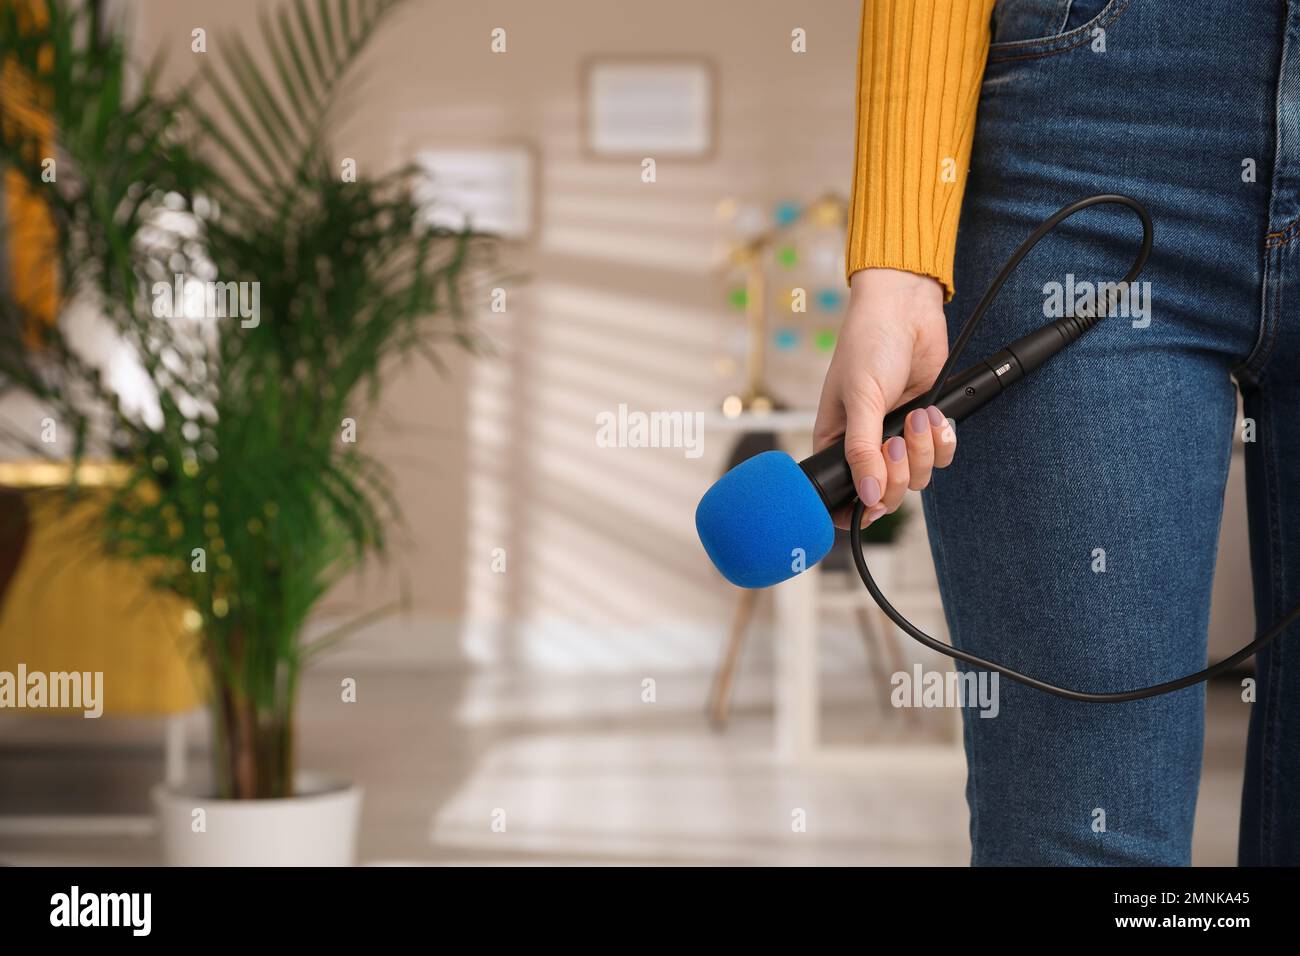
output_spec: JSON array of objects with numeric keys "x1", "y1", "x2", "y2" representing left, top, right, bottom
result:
[{"x1": 153, "y1": 771, "x2": 361, "y2": 867}]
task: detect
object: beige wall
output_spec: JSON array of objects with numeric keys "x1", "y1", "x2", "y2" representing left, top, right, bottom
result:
[
  {"x1": 127, "y1": 0, "x2": 868, "y2": 669},
  {"x1": 44, "y1": 0, "x2": 1254, "y2": 671},
  {"x1": 124, "y1": 0, "x2": 1258, "y2": 671}
]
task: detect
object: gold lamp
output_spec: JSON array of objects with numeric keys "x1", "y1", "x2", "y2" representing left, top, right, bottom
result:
[{"x1": 718, "y1": 192, "x2": 848, "y2": 418}]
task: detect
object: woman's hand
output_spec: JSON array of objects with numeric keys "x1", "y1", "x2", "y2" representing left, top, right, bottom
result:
[{"x1": 813, "y1": 268, "x2": 957, "y2": 529}]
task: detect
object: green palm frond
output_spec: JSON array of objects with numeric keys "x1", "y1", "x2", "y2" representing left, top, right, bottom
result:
[
  {"x1": 0, "y1": 0, "x2": 500, "y2": 798},
  {"x1": 192, "y1": 0, "x2": 403, "y2": 207}
]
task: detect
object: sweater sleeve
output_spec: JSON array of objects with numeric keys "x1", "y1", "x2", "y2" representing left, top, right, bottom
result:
[{"x1": 845, "y1": 0, "x2": 996, "y2": 301}]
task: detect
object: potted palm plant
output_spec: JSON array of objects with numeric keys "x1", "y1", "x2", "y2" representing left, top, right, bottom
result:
[{"x1": 0, "y1": 0, "x2": 488, "y2": 864}]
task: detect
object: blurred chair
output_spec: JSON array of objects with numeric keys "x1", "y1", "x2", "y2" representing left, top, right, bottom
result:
[{"x1": 705, "y1": 435, "x2": 909, "y2": 729}]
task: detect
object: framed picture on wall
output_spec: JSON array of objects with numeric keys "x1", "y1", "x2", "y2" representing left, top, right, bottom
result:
[
  {"x1": 412, "y1": 145, "x2": 537, "y2": 242},
  {"x1": 582, "y1": 57, "x2": 715, "y2": 160}
]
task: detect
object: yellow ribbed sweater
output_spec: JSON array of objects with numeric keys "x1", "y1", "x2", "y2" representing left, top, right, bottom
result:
[{"x1": 846, "y1": 0, "x2": 996, "y2": 300}]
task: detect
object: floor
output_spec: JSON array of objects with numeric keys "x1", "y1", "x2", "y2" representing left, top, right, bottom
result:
[{"x1": 0, "y1": 668, "x2": 1250, "y2": 866}]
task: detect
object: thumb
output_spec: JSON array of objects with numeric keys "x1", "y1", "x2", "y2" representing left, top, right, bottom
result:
[{"x1": 842, "y1": 382, "x2": 889, "y2": 518}]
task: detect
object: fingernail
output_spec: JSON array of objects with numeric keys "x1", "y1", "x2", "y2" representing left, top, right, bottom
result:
[
  {"x1": 886, "y1": 436, "x2": 906, "y2": 461},
  {"x1": 865, "y1": 504, "x2": 887, "y2": 523},
  {"x1": 909, "y1": 409, "x2": 929, "y2": 434},
  {"x1": 927, "y1": 405, "x2": 946, "y2": 427},
  {"x1": 859, "y1": 475, "x2": 881, "y2": 506}
]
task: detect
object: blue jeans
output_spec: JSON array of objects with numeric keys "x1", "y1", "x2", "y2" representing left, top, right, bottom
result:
[{"x1": 926, "y1": 0, "x2": 1300, "y2": 865}]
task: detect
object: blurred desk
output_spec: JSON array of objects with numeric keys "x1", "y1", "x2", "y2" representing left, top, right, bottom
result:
[
  {"x1": 702, "y1": 410, "x2": 822, "y2": 764},
  {"x1": 703, "y1": 411, "x2": 963, "y2": 772}
]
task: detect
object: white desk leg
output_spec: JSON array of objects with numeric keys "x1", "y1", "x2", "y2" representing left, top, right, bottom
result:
[
  {"x1": 773, "y1": 427, "x2": 820, "y2": 765},
  {"x1": 774, "y1": 562, "x2": 819, "y2": 764}
]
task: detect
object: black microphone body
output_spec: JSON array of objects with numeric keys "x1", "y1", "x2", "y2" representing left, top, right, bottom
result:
[{"x1": 800, "y1": 314, "x2": 1096, "y2": 511}]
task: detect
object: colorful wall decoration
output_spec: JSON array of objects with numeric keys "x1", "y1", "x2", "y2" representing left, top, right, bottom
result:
[{"x1": 716, "y1": 192, "x2": 848, "y2": 414}]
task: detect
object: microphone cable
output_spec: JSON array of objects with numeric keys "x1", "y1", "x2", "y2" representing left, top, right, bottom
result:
[{"x1": 850, "y1": 194, "x2": 1300, "y2": 702}]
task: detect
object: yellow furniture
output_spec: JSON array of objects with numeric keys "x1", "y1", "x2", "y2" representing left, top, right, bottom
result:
[
  {"x1": 0, "y1": 466, "x2": 204, "y2": 716},
  {"x1": 1, "y1": 0, "x2": 59, "y2": 339}
]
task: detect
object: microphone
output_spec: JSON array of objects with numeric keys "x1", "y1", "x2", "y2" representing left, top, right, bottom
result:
[
  {"x1": 695, "y1": 314, "x2": 1099, "y2": 588},
  {"x1": 694, "y1": 194, "x2": 1296, "y2": 706}
]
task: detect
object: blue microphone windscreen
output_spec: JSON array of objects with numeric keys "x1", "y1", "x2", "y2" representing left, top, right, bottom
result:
[{"x1": 695, "y1": 450, "x2": 835, "y2": 588}]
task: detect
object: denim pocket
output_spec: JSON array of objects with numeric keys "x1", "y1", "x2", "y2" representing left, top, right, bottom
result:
[{"x1": 988, "y1": 0, "x2": 1130, "y2": 61}]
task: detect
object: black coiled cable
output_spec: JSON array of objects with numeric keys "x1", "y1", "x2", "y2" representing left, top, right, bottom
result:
[{"x1": 850, "y1": 194, "x2": 1300, "y2": 702}]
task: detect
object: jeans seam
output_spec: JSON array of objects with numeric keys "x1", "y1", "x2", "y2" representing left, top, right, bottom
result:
[
  {"x1": 987, "y1": 0, "x2": 1133, "y2": 63},
  {"x1": 923, "y1": 481, "x2": 981, "y2": 862},
  {"x1": 1236, "y1": 246, "x2": 1282, "y2": 383},
  {"x1": 1056, "y1": 0, "x2": 1075, "y2": 35},
  {"x1": 1264, "y1": 213, "x2": 1300, "y2": 246}
]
